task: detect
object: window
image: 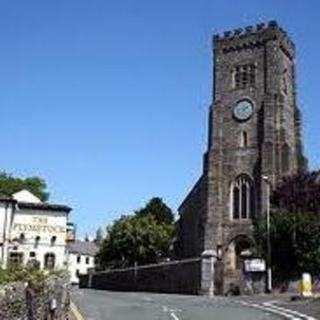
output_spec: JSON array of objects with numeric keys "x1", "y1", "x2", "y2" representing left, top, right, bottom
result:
[
  {"x1": 9, "y1": 252, "x2": 23, "y2": 265},
  {"x1": 76, "y1": 269, "x2": 80, "y2": 278},
  {"x1": 19, "y1": 233, "x2": 25, "y2": 243},
  {"x1": 44, "y1": 253, "x2": 55, "y2": 269},
  {"x1": 232, "y1": 187, "x2": 240, "y2": 219},
  {"x1": 233, "y1": 64, "x2": 256, "y2": 89},
  {"x1": 29, "y1": 251, "x2": 36, "y2": 258},
  {"x1": 231, "y1": 174, "x2": 254, "y2": 220},
  {"x1": 86, "y1": 257, "x2": 90, "y2": 265},
  {"x1": 240, "y1": 131, "x2": 248, "y2": 147},
  {"x1": 51, "y1": 236, "x2": 57, "y2": 246},
  {"x1": 35, "y1": 236, "x2": 40, "y2": 248},
  {"x1": 77, "y1": 255, "x2": 81, "y2": 263}
]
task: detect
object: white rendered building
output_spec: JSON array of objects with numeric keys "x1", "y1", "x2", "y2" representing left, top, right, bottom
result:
[
  {"x1": 0, "y1": 189, "x2": 71, "y2": 270},
  {"x1": 67, "y1": 240, "x2": 99, "y2": 284}
]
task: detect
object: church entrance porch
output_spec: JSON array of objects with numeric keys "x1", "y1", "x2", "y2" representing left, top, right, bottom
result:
[{"x1": 220, "y1": 235, "x2": 253, "y2": 295}]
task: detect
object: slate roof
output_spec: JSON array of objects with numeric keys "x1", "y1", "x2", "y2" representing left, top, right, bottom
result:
[
  {"x1": 18, "y1": 201, "x2": 72, "y2": 213},
  {"x1": 67, "y1": 240, "x2": 99, "y2": 256},
  {"x1": 0, "y1": 191, "x2": 72, "y2": 212}
]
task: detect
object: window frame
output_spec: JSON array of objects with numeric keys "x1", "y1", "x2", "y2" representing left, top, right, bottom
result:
[
  {"x1": 232, "y1": 63, "x2": 256, "y2": 90},
  {"x1": 44, "y1": 253, "x2": 55, "y2": 269},
  {"x1": 9, "y1": 252, "x2": 24, "y2": 265},
  {"x1": 230, "y1": 174, "x2": 255, "y2": 220}
]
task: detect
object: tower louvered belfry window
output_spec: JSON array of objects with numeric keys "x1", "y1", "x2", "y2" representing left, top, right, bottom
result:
[{"x1": 233, "y1": 64, "x2": 256, "y2": 89}]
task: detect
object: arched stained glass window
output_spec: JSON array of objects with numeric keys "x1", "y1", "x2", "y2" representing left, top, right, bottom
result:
[
  {"x1": 241, "y1": 184, "x2": 248, "y2": 219},
  {"x1": 233, "y1": 187, "x2": 240, "y2": 219},
  {"x1": 232, "y1": 174, "x2": 254, "y2": 220}
]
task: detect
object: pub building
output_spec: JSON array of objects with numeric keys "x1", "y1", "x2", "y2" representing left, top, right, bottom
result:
[{"x1": 0, "y1": 189, "x2": 72, "y2": 269}]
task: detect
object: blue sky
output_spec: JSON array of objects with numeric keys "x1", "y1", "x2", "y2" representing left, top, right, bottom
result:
[{"x1": 0, "y1": 0, "x2": 319, "y2": 237}]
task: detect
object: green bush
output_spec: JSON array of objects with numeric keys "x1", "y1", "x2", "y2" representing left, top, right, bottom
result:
[{"x1": 0, "y1": 265, "x2": 63, "y2": 291}]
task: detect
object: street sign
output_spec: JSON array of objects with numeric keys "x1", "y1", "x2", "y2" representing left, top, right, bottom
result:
[{"x1": 244, "y1": 259, "x2": 266, "y2": 272}]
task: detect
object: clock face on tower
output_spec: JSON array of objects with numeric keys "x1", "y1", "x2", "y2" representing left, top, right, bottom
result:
[{"x1": 233, "y1": 100, "x2": 253, "y2": 121}]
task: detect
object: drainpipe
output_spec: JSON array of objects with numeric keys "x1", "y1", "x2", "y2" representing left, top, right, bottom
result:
[
  {"x1": 2, "y1": 202, "x2": 10, "y2": 269},
  {"x1": 2, "y1": 200, "x2": 16, "y2": 269},
  {"x1": 1, "y1": 202, "x2": 8, "y2": 268}
]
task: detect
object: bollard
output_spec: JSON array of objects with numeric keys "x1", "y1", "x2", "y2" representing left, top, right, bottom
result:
[{"x1": 301, "y1": 273, "x2": 312, "y2": 297}]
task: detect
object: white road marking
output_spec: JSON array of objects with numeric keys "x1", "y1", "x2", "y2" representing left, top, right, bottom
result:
[
  {"x1": 170, "y1": 311, "x2": 180, "y2": 320},
  {"x1": 236, "y1": 299, "x2": 318, "y2": 320},
  {"x1": 263, "y1": 301, "x2": 317, "y2": 320},
  {"x1": 143, "y1": 297, "x2": 154, "y2": 302},
  {"x1": 250, "y1": 303, "x2": 301, "y2": 320},
  {"x1": 162, "y1": 305, "x2": 180, "y2": 320},
  {"x1": 236, "y1": 300, "x2": 300, "y2": 319},
  {"x1": 162, "y1": 305, "x2": 169, "y2": 312}
]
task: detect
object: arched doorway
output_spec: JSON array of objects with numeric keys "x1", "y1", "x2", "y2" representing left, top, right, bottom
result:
[
  {"x1": 225, "y1": 235, "x2": 253, "y2": 272},
  {"x1": 235, "y1": 236, "x2": 252, "y2": 270},
  {"x1": 223, "y1": 235, "x2": 253, "y2": 294}
]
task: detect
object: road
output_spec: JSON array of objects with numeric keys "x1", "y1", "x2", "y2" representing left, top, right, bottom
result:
[{"x1": 70, "y1": 289, "x2": 319, "y2": 320}]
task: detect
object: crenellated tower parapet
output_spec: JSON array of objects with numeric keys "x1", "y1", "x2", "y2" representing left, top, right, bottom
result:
[{"x1": 212, "y1": 21, "x2": 295, "y2": 59}]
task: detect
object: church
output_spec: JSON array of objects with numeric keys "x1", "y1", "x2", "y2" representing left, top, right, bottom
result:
[{"x1": 176, "y1": 21, "x2": 304, "y2": 294}]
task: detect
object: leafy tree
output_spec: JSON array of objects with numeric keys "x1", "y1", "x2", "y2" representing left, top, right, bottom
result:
[
  {"x1": 253, "y1": 170, "x2": 320, "y2": 284},
  {"x1": 135, "y1": 197, "x2": 175, "y2": 224},
  {"x1": 254, "y1": 210, "x2": 320, "y2": 283},
  {"x1": 97, "y1": 198, "x2": 175, "y2": 268},
  {"x1": 272, "y1": 170, "x2": 320, "y2": 214},
  {"x1": 0, "y1": 172, "x2": 49, "y2": 201}
]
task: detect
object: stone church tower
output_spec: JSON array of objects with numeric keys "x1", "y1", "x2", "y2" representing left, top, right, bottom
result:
[{"x1": 176, "y1": 21, "x2": 304, "y2": 293}]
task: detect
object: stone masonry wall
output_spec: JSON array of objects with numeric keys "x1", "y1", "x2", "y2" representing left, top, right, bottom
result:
[
  {"x1": 177, "y1": 177, "x2": 207, "y2": 258},
  {"x1": 0, "y1": 273, "x2": 70, "y2": 320},
  {"x1": 80, "y1": 258, "x2": 202, "y2": 295}
]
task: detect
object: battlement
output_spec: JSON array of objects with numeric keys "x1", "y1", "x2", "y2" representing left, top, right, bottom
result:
[{"x1": 213, "y1": 21, "x2": 295, "y2": 57}]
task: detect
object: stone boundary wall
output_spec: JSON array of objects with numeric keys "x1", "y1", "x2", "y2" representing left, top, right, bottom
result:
[
  {"x1": 80, "y1": 258, "x2": 203, "y2": 295},
  {"x1": 0, "y1": 273, "x2": 70, "y2": 320}
]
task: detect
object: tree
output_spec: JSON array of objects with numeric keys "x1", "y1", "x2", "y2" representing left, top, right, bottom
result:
[
  {"x1": 272, "y1": 170, "x2": 320, "y2": 214},
  {"x1": 0, "y1": 172, "x2": 49, "y2": 201},
  {"x1": 135, "y1": 197, "x2": 175, "y2": 224},
  {"x1": 97, "y1": 198, "x2": 175, "y2": 269},
  {"x1": 254, "y1": 210, "x2": 320, "y2": 283},
  {"x1": 253, "y1": 170, "x2": 320, "y2": 284}
]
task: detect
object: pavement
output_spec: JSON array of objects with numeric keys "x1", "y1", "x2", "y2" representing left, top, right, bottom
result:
[{"x1": 70, "y1": 288, "x2": 320, "y2": 320}]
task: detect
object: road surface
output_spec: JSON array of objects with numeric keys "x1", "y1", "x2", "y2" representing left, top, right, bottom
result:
[{"x1": 71, "y1": 289, "x2": 317, "y2": 320}]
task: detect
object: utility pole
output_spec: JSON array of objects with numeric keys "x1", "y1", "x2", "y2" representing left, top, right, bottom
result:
[{"x1": 263, "y1": 175, "x2": 272, "y2": 293}]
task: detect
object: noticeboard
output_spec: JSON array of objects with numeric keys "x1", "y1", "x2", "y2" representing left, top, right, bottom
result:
[{"x1": 244, "y1": 259, "x2": 266, "y2": 272}]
